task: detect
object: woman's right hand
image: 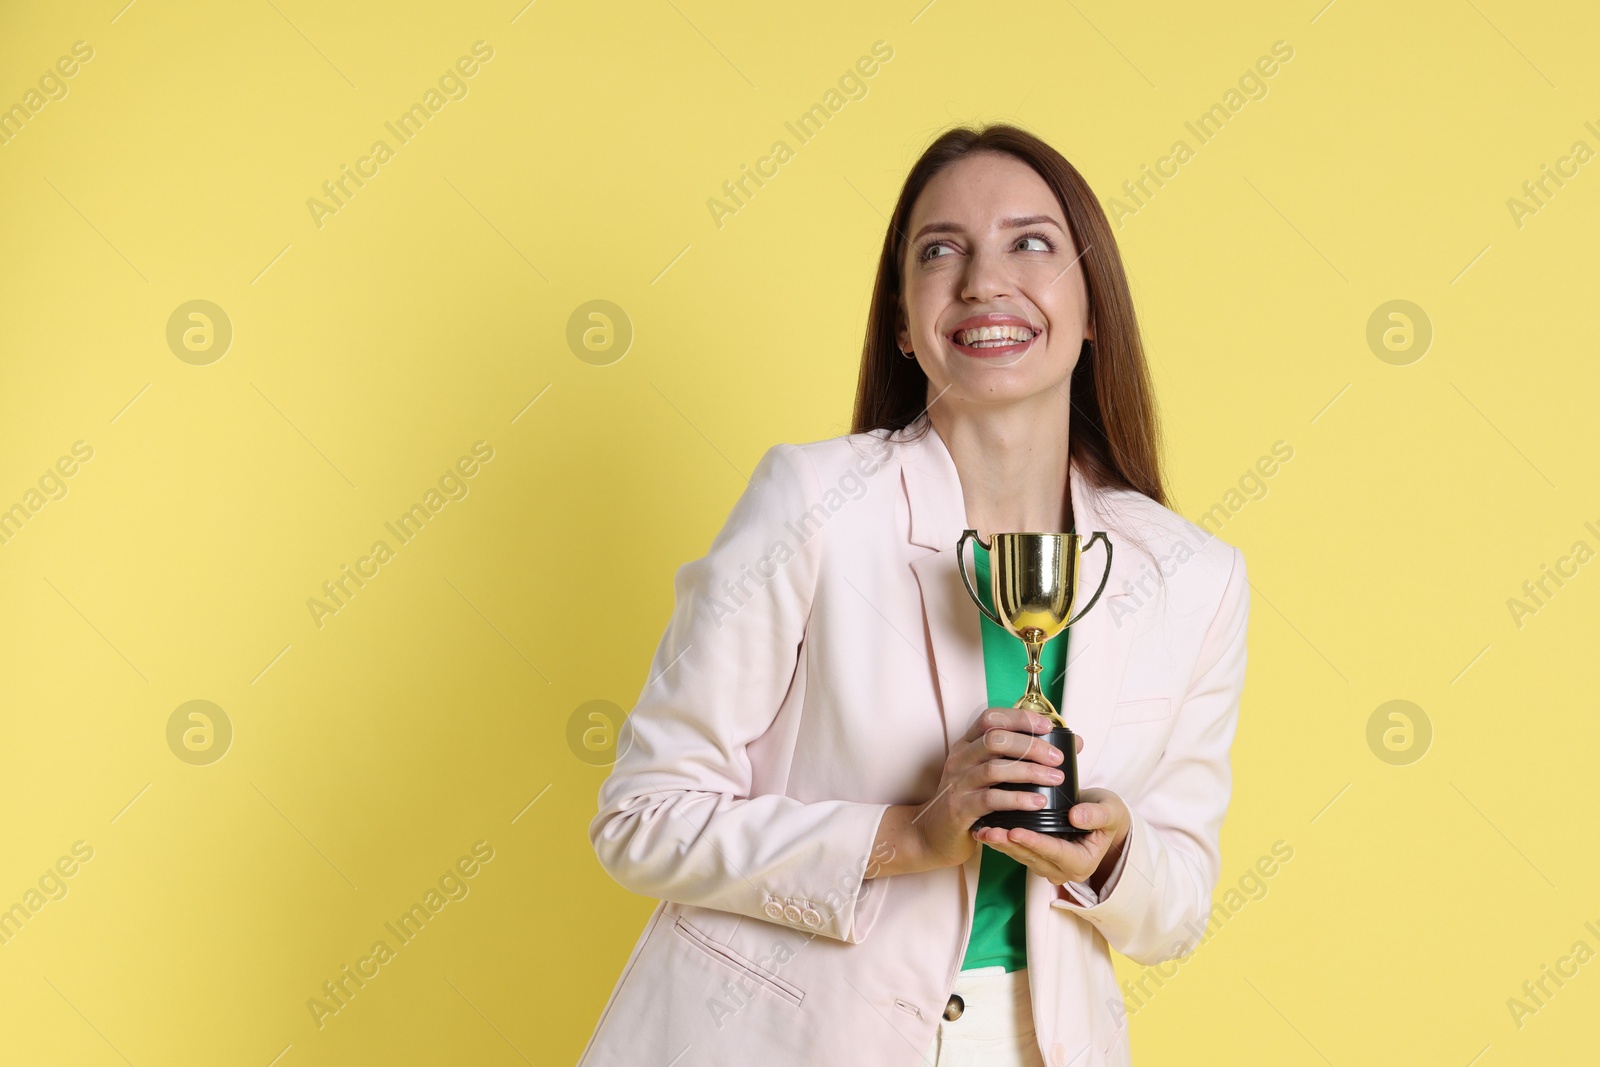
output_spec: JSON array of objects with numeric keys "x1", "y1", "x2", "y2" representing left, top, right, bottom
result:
[{"x1": 872, "y1": 708, "x2": 1082, "y2": 877}]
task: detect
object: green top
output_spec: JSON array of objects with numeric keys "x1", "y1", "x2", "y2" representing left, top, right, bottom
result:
[{"x1": 959, "y1": 540, "x2": 1069, "y2": 973}]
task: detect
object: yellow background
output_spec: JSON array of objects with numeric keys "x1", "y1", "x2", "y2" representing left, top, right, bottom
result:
[{"x1": 2, "y1": 0, "x2": 1596, "y2": 1063}]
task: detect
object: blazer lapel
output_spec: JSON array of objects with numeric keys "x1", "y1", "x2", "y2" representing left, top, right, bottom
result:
[
  {"x1": 1057, "y1": 458, "x2": 1140, "y2": 784},
  {"x1": 901, "y1": 424, "x2": 987, "y2": 755},
  {"x1": 897, "y1": 417, "x2": 1141, "y2": 777}
]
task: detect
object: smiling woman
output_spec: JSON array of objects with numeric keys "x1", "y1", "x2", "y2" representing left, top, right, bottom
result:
[{"x1": 583, "y1": 123, "x2": 1250, "y2": 1067}]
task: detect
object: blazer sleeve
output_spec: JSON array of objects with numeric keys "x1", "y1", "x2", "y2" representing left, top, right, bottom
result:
[
  {"x1": 588, "y1": 443, "x2": 893, "y2": 944},
  {"x1": 1050, "y1": 543, "x2": 1250, "y2": 965}
]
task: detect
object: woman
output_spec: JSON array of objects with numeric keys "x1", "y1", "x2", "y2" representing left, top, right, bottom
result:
[{"x1": 580, "y1": 123, "x2": 1250, "y2": 1067}]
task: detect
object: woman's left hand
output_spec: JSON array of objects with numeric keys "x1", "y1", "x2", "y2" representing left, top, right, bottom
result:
[{"x1": 972, "y1": 786, "x2": 1131, "y2": 892}]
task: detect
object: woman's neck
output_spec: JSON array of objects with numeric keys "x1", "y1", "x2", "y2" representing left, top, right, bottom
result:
[{"x1": 926, "y1": 390, "x2": 1073, "y2": 538}]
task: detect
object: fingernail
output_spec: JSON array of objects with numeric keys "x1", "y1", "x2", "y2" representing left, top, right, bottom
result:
[
  {"x1": 1032, "y1": 794, "x2": 1048, "y2": 806},
  {"x1": 1049, "y1": 746, "x2": 1063, "y2": 763},
  {"x1": 1046, "y1": 769, "x2": 1064, "y2": 783}
]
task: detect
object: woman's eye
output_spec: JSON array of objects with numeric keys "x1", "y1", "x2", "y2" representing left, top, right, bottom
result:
[
  {"x1": 921, "y1": 242, "x2": 953, "y2": 261},
  {"x1": 1017, "y1": 235, "x2": 1053, "y2": 252}
]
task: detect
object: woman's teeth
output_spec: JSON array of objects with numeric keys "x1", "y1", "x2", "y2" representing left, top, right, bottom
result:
[{"x1": 955, "y1": 325, "x2": 1036, "y2": 347}]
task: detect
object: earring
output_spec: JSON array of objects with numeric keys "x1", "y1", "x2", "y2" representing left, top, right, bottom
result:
[{"x1": 900, "y1": 347, "x2": 915, "y2": 359}]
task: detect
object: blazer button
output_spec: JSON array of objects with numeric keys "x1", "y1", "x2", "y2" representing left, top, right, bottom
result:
[
  {"x1": 763, "y1": 900, "x2": 784, "y2": 919},
  {"x1": 943, "y1": 993, "x2": 964, "y2": 1021},
  {"x1": 782, "y1": 903, "x2": 803, "y2": 923}
]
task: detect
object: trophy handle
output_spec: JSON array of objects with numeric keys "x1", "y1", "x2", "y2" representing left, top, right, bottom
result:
[
  {"x1": 956, "y1": 529, "x2": 1003, "y2": 628},
  {"x1": 1063, "y1": 531, "x2": 1113, "y2": 628}
]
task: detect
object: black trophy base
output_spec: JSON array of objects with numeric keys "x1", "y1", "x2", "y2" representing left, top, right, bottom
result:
[{"x1": 974, "y1": 726, "x2": 1089, "y2": 840}]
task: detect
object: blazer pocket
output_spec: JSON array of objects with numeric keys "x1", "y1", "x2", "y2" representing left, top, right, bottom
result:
[
  {"x1": 672, "y1": 916, "x2": 805, "y2": 1007},
  {"x1": 1110, "y1": 697, "x2": 1172, "y2": 725}
]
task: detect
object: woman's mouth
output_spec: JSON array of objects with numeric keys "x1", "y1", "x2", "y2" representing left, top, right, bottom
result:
[{"x1": 950, "y1": 324, "x2": 1039, "y2": 359}]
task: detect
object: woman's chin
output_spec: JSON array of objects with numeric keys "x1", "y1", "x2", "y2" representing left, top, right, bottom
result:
[{"x1": 941, "y1": 375, "x2": 1074, "y2": 408}]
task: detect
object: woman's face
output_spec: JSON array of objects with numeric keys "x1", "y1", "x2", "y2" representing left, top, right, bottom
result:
[{"x1": 896, "y1": 151, "x2": 1093, "y2": 410}]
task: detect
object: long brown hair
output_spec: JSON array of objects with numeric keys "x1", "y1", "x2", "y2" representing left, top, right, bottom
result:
[{"x1": 850, "y1": 123, "x2": 1169, "y2": 510}]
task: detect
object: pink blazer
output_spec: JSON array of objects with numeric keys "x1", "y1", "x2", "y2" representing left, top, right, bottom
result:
[{"x1": 581, "y1": 415, "x2": 1250, "y2": 1067}]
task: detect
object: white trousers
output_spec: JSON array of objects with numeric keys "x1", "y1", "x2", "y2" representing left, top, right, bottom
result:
[{"x1": 921, "y1": 966, "x2": 1047, "y2": 1067}]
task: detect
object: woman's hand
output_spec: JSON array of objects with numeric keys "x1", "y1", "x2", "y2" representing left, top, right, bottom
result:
[
  {"x1": 973, "y1": 786, "x2": 1131, "y2": 894},
  {"x1": 905, "y1": 707, "x2": 1083, "y2": 870}
]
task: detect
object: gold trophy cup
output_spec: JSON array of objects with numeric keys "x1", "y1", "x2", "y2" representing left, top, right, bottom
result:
[{"x1": 956, "y1": 529, "x2": 1112, "y2": 837}]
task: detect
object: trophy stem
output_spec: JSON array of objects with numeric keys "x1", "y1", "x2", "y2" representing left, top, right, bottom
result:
[{"x1": 1014, "y1": 629, "x2": 1066, "y2": 727}]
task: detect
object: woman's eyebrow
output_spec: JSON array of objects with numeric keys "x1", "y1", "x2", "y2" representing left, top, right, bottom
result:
[{"x1": 911, "y1": 214, "x2": 1066, "y2": 241}]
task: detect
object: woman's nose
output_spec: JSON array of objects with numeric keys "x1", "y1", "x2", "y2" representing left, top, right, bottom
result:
[{"x1": 960, "y1": 247, "x2": 1013, "y2": 302}]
